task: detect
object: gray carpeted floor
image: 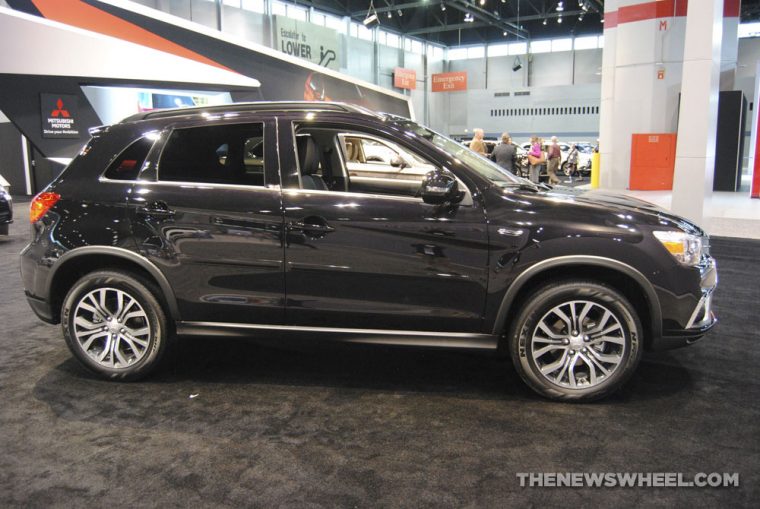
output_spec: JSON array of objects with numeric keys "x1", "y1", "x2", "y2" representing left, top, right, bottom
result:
[{"x1": 0, "y1": 200, "x2": 757, "y2": 507}]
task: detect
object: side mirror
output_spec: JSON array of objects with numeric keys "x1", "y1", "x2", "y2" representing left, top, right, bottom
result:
[{"x1": 419, "y1": 169, "x2": 463, "y2": 205}]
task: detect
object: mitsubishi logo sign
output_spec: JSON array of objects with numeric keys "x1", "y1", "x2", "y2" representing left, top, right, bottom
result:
[
  {"x1": 41, "y1": 93, "x2": 80, "y2": 139},
  {"x1": 50, "y1": 98, "x2": 71, "y2": 118}
]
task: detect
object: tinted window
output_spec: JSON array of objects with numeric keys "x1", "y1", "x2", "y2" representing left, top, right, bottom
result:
[
  {"x1": 159, "y1": 123, "x2": 265, "y2": 186},
  {"x1": 104, "y1": 136, "x2": 154, "y2": 180}
]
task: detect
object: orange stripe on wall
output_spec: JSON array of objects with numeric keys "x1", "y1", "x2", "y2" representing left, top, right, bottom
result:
[
  {"x1": 606, "y1": 0, "x2": 740, "y2": 30},
  {"x1": 31, "y1": 0, "x2": 235, "y2": 73}
]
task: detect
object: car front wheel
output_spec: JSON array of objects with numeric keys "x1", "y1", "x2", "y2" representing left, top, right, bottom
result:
[
  {"x1": 61, "y1": 270, "x2": 169, "y2": 381},
  {"x1": 509, "y1": 280, "x2": 643, "y2": 401}
]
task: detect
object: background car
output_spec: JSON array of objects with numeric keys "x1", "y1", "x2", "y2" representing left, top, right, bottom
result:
[{"x1": 0, "y1": 184, "x2": 12, "y2": 236}]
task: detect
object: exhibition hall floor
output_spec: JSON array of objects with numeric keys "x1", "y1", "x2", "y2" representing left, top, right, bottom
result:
[{"x1": 0, "y1": 199, "x2": 757, "y2": 506}]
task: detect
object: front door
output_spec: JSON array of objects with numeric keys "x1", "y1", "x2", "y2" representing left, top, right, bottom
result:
[{"x1": 279, "y1": 120, "x2": 489, "y2": 333}]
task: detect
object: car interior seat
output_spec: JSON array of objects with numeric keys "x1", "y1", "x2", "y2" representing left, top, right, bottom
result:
[{"x1": 296, "y1": 135, "x2": 328, "y2": 190}]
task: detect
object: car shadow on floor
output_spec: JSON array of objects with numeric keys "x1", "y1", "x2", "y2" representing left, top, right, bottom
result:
[{"x1": 33, "y1": 335, "x2": 695, "y2": 425}]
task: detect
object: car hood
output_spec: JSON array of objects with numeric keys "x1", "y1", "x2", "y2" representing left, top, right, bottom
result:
[{"x1": 540, "y1": 186, "x2": 706, "y2": 235}]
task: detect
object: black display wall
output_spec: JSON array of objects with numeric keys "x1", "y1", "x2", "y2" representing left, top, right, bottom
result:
[{"x1": 713, "y1": 91, "x2": 747, "y2": 192}]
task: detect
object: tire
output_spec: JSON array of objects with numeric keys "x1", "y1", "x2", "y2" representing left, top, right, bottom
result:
[
  {"x1": 561, "y1": 162, "x2": 571, "y2": 176},
  {"x1": 61, "y1": 270, "x2": 170, "y2": 381},
  {"x1": 508, "y1": 280, "x2": 643, "y2": 401}
]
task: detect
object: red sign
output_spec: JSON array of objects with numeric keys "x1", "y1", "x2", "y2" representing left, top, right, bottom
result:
[
  {"x1": 657, "y1": 69, "x2": 665, "y2": 80},
  {"x1": 752, "y1": 103, "x2": 760, "y2": 198},
  {"x1": 393, "y1": 67, "x2": 416, "y2": 90},
  {"x1": 431, "y1": 72, "x2": 467, "y2": 92}
]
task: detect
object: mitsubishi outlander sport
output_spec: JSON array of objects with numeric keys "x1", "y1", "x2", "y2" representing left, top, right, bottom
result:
[{"x1": 20, "y1": 102, "x2": 717, "y2": 401}]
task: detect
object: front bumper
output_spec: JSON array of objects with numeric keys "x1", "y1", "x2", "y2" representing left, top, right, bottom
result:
[{"x1": 653, "y1": 256, "x2": 718, "y2": 350}]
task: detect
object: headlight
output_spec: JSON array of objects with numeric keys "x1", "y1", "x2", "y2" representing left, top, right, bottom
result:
[{"x1": 653, "y1": 230, "x2": 703, "y2": 266}]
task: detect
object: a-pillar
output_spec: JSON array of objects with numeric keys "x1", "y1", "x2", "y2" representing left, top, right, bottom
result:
[
  {"x1": 671, "y1": 0, "x2": 723, "y2": 223},
  {"x1": 599, "y1": 0, "x2": 688, "y2": 190}
]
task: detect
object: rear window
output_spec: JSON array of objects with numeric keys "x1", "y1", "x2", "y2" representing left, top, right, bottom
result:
[{"x1": 103, "y1": 136, "x2": 154, "y2": 180}]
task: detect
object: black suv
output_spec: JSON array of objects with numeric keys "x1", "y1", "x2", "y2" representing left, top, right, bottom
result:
[{"x1": 20, "y1": 102, "x2": 717, "y2": 401}]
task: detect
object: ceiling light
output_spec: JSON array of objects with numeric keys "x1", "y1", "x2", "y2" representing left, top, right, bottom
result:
[
  {"x1": 388, "y1": 11, "x2": 392, "y2": 18},
  {"x1": 503, "y1": 31, "x2": 507, "y2": 36},
  {"x1": 398, "y1": 9, "x2": 403, "y2": 16},
  {"x1": 542, "y1": 18, "x2": 547, "y2": 25},
  {"x1": 364, "y1": 1, "x2": 379, "y2": 27},
  {"x1": 479, "y1": 0, "x2": 486, "y2": 5},
  {"x1": 557, "y1": 16, "x2": 562, "y2": 23},
  {"x1": 441, "y1": 3, "x2": 446, "y2": 11},
  {"x1": 579, "y1": 14, "x2": 584, "y2": 21},
  {"x1": 363, "y1": 13, "x2": 378, "y2": 26},
  {"x1": 556, "y1": 5, "x2": 564, "y2": 12}
]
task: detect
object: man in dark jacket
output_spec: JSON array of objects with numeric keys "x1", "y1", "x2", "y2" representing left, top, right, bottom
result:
[{"x1": 492, "y1": 132, "x2": 517, "y2": 174}]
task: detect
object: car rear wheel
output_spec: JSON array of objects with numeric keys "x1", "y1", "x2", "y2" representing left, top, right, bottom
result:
[
  {"x1": 509, "y1": 280, "x2": 643, "y2": 401},
  {"x1": 61, "y1": 270, "x2": 169, "y2": 381}
]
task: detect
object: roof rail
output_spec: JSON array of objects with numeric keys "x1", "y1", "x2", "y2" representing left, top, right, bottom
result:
[{"x1": 122, "y1": 101, "x2": 364, "y2": 123}]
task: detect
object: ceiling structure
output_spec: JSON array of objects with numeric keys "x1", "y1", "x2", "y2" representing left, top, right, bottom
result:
[{"x1": 288, "y1": 1, "x2": 760, "y2": 47}]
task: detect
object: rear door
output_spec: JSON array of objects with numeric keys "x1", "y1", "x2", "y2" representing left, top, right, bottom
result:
[{"x1": 130, "y1": 117, "x2": 285, "y2": 324}]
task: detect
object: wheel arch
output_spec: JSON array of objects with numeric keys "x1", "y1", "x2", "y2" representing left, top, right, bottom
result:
[
  {"x1": 46, "y1": 246, "x2": 180, "y2": 323},
  {"x1": 493, "y1": 256, "x2": 662, "y2": 350}
]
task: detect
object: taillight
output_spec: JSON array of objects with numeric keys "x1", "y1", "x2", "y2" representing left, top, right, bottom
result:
[{"x1": 30, "y1": 192, "x2": 61, "y2": 223}]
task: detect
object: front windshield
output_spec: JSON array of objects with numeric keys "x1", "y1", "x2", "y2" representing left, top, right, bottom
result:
[{"x1": 394, "y1": 120, "x2": 521, "y2": 186}]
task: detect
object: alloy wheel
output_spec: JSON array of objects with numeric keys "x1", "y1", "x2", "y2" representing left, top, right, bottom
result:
[
  {"x1": 530, "y1": 300, "x2": 626, "y2": 389},
  {"x1": 72, "y1": 287, "x2": 151, "y2": 369}
]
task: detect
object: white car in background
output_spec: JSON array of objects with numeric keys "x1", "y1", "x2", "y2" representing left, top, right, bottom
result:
[{"x1": 340, "y1": 133, "x2": 435, "y2": 195}]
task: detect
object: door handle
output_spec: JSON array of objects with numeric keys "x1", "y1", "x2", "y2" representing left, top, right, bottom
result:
[
  {"x1": 287, "y1": 217, "x2": 335, "y2": 235},
  {"x1": 137, "y1": 201, "x2": 175, "y2": 217}
]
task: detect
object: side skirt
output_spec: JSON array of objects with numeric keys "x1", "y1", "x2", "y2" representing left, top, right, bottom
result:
[{"x1": 176, "y1": 321, "x2": 500, "y2": 350}]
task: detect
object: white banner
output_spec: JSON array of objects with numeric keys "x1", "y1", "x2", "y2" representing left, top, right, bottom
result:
[{"x1": 274, "y1": 15, "x2": 340, "y2": 71}]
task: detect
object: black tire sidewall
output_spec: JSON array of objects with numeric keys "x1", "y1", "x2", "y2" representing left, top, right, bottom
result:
[
  {"x1": 509, "y1": 281, "x2": 643, "y2": 401},
  {"x1": 61, "y1": 270, "x2": 167, "y2": 381}
]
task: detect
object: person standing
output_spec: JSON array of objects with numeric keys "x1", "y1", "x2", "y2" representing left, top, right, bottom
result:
[
  {"x1": 492, "y1": 132, "x2": 517, "y2": 173},
  {"x1": 566, "y1": 144, "x2": 579, "y2": 180},
  {"x1": 469, "y1": 128, "x2": 487, "y2": 156},
  {"x1": 546, "y1": 136, "x2": 562, "y2": 185},
  {"x1": 527, "y1": 136, "x2": 543, "y2": 183}
]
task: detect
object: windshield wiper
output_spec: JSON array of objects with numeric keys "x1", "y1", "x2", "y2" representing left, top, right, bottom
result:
[{"x1": 499, "y1": 179, "x2": 540, "y2": 192}]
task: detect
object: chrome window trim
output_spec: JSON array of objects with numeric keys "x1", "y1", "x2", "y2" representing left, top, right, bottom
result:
[
  {"x1": 130, "y1": 179, "x2": 276, "y2": 192},
  {"x1": 281, "y1": 186, "x2": 422, "y2": 203}
]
